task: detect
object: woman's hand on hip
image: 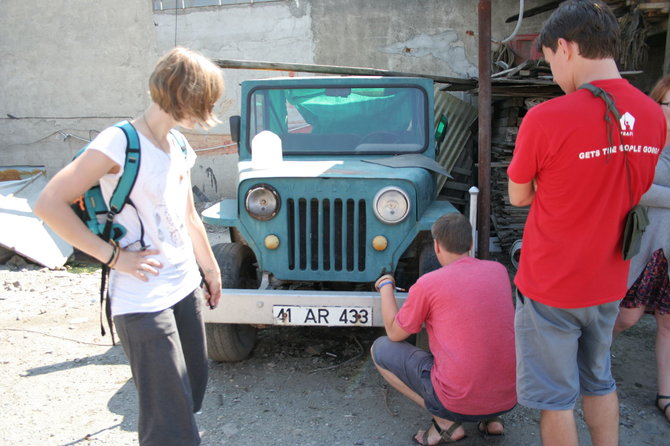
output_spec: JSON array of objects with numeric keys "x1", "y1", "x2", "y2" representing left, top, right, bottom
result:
[{"x1": 114, "y1": 249, "x2": 163, "y2": 282}]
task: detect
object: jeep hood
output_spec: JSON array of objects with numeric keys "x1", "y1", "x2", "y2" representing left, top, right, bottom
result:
[{"x1": 238, "y1": 154, "x2": 450, "y2": 183}]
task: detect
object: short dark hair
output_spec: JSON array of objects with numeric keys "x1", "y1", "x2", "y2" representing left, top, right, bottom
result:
[
  {"x1": 537, "y1": 0, "x2": 620, "y2": 60},
  {"x1": 431, "y1": 213, "x2": 472, "y2": 255}
]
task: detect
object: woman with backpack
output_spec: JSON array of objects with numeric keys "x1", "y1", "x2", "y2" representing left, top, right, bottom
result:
[{"x1": 35, "y1": 47, "x2": 224, "y2": 446}]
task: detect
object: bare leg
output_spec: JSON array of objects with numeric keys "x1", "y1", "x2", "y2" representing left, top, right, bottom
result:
[
  {"x1": 656, "y1": 312, "x2": 670, "y2": 421},
  {"x1": 540, "y1": 410, "x2": 578, "y2": 446},
  {"x1": 582, "y1": 392, "x2": 619, "y2": 446},
  {"x1": 613, "y1": 306, "x2": 645, "y2": 337},
  {"x1": 373, "y1": 362, "x2": 425, "y2": 408},
  {"x1": 372, "y1": 356, "x2": 465, "y2": 444}
]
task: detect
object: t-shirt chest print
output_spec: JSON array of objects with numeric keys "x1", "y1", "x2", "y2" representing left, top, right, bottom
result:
[
  {"x1": 150, "y1": 150, "x2": 188, "y2": 247},
  {"x1": 577, "y1": 111, "x2": 662, "y2": 160}
]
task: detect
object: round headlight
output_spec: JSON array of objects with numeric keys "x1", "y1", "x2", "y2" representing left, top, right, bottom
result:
[
  {"x1": 245, "y1": 184, "x2": 280, "y2": 221},
  {"x1": 373, "y1": 186, "x2": 410, "y2": 224}
]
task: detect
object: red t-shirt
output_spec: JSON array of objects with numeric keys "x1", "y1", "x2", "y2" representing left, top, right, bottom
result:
[
  {"x1": 395, "y1": 257, "x2": 517, "y2": 415},
  {"x1": 507, "y1": 79, "x2": 665, "y2": 308}
]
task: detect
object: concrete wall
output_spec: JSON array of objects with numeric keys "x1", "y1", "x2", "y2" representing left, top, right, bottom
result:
[
  {"x1": 0, "y1": 0, "x2": 552, "y2": 201},
  {"x1": 151, "y1": 1, "x2": 314, "y2": 199},
  {"x1": 0, "y1": 0, "x2": 158, "y2": 190}
]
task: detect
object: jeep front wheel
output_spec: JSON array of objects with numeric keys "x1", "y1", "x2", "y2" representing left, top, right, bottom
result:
[{"x1": 205, "y1": 242, "x2": 260, "y2": 362}]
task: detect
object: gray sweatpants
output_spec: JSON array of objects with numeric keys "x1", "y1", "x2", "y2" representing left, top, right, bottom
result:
[{"x1": 114, "y1": 289, "x2": 207, "y2": 446}]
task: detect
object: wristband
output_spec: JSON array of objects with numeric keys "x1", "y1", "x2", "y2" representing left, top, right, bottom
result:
[
  {"x1": 377, "y1": 280, "x2": 395, "y2": 291},
  {"x1": 375, "y1": 273, "x2": 395, "y2": 291},
  {"x1": 106, "y1": 240, "x2": 120, "y2": 268}
]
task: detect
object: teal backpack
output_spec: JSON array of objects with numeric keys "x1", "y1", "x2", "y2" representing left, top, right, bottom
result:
[
  {"x1": 71, "y1": 120, "x2": 141, "y2": 243},
  {"x1": 71, "y1": 120, "x2": 188, "y2": 342}
]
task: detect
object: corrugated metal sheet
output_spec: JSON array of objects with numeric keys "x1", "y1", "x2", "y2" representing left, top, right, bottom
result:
[{"x1": 433, "y1": 88, "x2": 478, "y2": 192}]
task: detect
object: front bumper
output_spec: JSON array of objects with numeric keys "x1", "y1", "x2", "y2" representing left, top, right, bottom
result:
[{"x1": 203, "y1": 287, "x2": 407, "y2": 326}]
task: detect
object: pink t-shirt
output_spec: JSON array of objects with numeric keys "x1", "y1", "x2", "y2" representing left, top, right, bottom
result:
[{"x1": 395, "y1": 257, "x2": 517, "y2": 415}]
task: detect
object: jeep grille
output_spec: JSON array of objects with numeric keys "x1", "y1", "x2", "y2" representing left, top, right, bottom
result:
[{"x1": 287, "y1": 198, "x2": 366, "y2": 273}]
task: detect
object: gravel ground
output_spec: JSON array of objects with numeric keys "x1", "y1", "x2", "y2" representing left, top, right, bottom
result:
[{"x1": 0, "y1": 256, "x2": 667, "y2": 446}]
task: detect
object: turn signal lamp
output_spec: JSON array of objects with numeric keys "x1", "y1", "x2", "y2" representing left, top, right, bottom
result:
[
  {"x1": 372, "y1": 235, "x2": 388, "y2": 251},
  {"x1": 264, "y1": 234, "x2": 280, "y2": 250}
]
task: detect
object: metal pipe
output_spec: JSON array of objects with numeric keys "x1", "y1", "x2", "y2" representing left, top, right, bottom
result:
[
  {"x1": 468, "y1": 186, "x2": 480, "y2": 258},
  {"x1": 477, "y1": 0, "x2": 492, "y2": 259}
]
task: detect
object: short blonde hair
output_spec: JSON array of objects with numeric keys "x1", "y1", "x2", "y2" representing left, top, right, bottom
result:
[{"x1": 149, "y1": 47, "x2": 224, "y2": 129}]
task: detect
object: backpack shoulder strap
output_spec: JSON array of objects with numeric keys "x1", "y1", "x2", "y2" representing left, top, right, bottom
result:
[
  {"x1": 108, "y1": 120, "x2": 141, "y2": 214},
  {"x1": 99, "y1": 120, "x2": 142, "y2": 345},
  {"x1": 100, "y1": 120, "x2": 141, "y2": 242}
]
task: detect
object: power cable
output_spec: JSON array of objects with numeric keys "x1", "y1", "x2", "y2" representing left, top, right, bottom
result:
[
  {"x1": 174, "y1": 0, "x2": 179, "y2": 47},
  {"x1": 493, "y1": 0, "x2": 525, "y2": 44}
]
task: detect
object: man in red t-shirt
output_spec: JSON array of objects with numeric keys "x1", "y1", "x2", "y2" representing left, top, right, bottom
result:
[
  {"x1": 371, "y1": 213, "x2": 516, "y2": 445},
  {"x1": 507, "y1": 2, "x2": 665, "y2": 445}
]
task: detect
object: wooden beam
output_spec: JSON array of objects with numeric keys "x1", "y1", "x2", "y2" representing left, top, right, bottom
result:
[
  {"x1": 211, "y1": 59, "x2": 475, "y2": 87},
  {"x1": 637, "y1": 2, "x2": 670, "y2": 13},
  {"x1": 505, "y1": 0, "x2": 560, "y2": 23}
]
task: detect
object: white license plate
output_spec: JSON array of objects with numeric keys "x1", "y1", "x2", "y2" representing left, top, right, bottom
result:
[{"x1": 272, "y1": 305, "x2": 372, "y2": 326}]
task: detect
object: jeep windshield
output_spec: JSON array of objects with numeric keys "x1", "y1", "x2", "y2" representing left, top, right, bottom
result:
[{"x1": 248, "y1": 85, "x2": 428, "y2": 155}]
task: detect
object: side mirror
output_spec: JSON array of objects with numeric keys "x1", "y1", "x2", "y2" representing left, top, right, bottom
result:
[
  {"x1": 434, "y1": 114, "x2": 448, "y2": 154},
  {"x1": 229, "y1": 115, "x2": 241, "y2": 144}
]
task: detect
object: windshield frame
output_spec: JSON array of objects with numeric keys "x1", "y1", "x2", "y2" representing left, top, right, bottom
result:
[{"x1": 244, "y1": 81, "x2": 430, "y2": 157}]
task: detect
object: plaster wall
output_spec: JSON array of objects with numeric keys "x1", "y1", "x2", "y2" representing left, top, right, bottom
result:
[
  {"x1": 150, "y1": 1, "x2": 314, "y2": 199},
  {"x1": 0, "y1": 0, "x2": 157, "y2": 189},
  {"x1": 309, "y1": 0, "x2": 548, "y2": 77},
  {"x1": 311, "y1": 0, "x2": 480, "y2": 78},
  {"x1": 1, "y1": 0, "x2": 550, "y2": 202}
]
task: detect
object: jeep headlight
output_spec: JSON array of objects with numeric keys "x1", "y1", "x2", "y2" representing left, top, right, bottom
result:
[
  {"x1": 373, "y1": 186, "x2": 410, "y2": 224},
  {"x1": 245, "y1": 184, "x2": 280, "y2": 221}
]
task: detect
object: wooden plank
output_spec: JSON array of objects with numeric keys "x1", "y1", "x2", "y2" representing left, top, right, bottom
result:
[
  {"x1": 505, "y1": 0, "x2": 561, "y2": 23},
  {"x1": 444, "y1": 181, "x2": 473, "y2": 192},
  {"x1": 212, "y1": 59, "x2": 475, "y2": 86},
  {"x1": 638, "y1": 2, "x2": 670, "y2": 12}
]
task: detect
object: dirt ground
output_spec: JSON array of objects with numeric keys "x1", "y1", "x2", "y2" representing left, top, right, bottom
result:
[{"x1": 0, "y1": 255, "x2": 668, "y2": 446}]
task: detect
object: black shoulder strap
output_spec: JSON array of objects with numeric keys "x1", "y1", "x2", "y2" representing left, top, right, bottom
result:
[
  {"x1": 579, "y1": 83, "x2": 633, "y2": 207},
  {"x1": 579, "y1": 83, "x2": 622, "y2": 122}
]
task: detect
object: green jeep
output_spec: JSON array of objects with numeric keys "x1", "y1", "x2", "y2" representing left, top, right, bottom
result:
[{"x1": 202, "y1": 76, "x2": 458, "y2": 361}]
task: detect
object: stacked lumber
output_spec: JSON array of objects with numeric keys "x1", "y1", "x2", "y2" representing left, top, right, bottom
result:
[{"x1": 489, "y1": 97, "x2": 550, "y2": 255}]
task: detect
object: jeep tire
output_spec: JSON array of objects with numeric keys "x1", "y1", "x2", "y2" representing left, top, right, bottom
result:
[
  {"x1": 416, "y1": 242, "x2": 440, "y2": 351},
  {"x1": 205, "y1": 242, "x2": 260, "y2": 362}
]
